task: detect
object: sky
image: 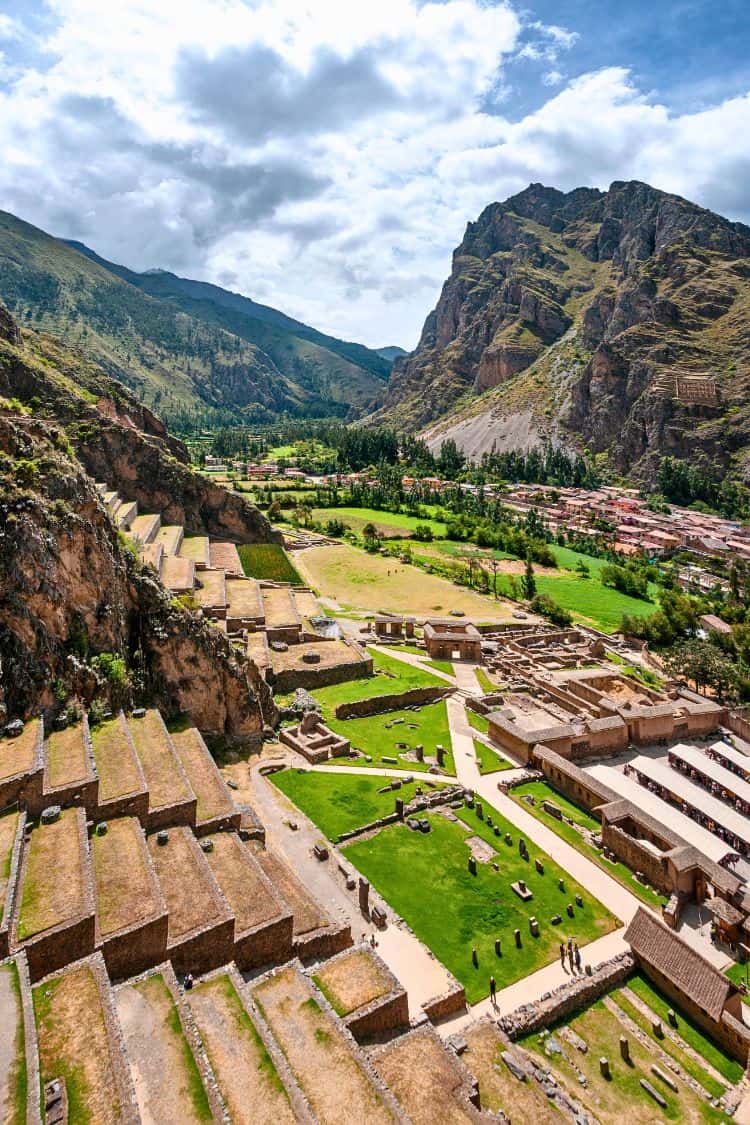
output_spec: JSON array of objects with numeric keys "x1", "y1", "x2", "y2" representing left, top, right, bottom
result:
[{"x1": 1, "y1": 1, "x2": 749, "y2": 349}]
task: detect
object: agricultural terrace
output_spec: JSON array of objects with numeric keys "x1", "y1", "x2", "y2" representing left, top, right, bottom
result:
[
  {"x1": 270, "y1": 771, "x2": 430, "y2": 841},
  {"x1": 314, "y1": 950, "x2": 393, "y2": 1017},
  {"x1": 343, "y1": 809, "x2": 617, "y2": 1005},
  {"x1": 312, "y1": 648, "x2": 446, "y2": 720},
  {"x1": 253, "y1": 846, "x2": 330, "y2": 938},
  {"x1": 0, "y1": 961, "x2": 26, "y2": 1125},
  {"x1": 188, "y1": 973, "x2": 296, "y2": 1125},
  {"x1": 252, "y1": 966, "x2": 395, "y2": 1123},
  {"x1": 147, "y1": 828, "x2": 224, "y2": 944},
  {"x1": 169, "y1": 725, "x2": 235, "y2": 825},
  {"x1": 203, "y1": 832, "x2": 282, "y2": 934},
  {"x1": 91, "y1": 817, "x2": 160, "y2": 938},
  {"x1": 45, "y1": 722, "x2": 89, "y2": 788},
  {"x1": 312, "y1": 506, "x2": 447, "y2": 539},
  {"x1": 17, "y1": 809, "x2": 85, "y2": 941},
  {"x1": 238, "y1": 543, "x2": 301, "y2": 584},
  {"x1": 0, "y1": 719, "x2": 39, "y2": 781},
  {"x1": 126, "y1": 710, "x2": 193, "y2": 811},
  {"x1": 33, "y1": 963, "x2": 127, "y2": 1125},
  {"x1": 89, "y1": 715, "x2": 143, "y2": 803},
  {"x1": 510, "y1": 780, "x2": 667, "y2": 909},
  {"x1": 521, "y1": 998, "x2": 727, "y2": 1124},
  {"x1": 117, "y1": 972, "x2": 212, "y2": 1123},
  {"x1": 323, "y1": 700, "x2": 455, "y2": 774},
  {"x1": 0, "y1": 809, "x2": 20, "y2": 916},
  {"x1": 463, "y1": 1022, "x2": 559, "y2": 1123},
  {"x1": 178, "y1": 535, "x2": 210, "y2": 564},
  {"x1": 261, "y1": 586, "x2": 299, "y2": 627},
  {"x1": 293, "y1": 543, "x2": 514, "y2": 621}
]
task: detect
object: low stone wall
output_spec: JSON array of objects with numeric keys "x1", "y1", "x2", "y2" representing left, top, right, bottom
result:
[
  {"x1": 498, "y1": 952, "x2": 635, "y2": 1039},
  {"x1": 145, "y1": 792, "x2": 198, "y2": 833},
  {"x1": 15, "y1": 951, "x2": 41, "y2": 1125},
  {"x1": 601, "y1": 823, "x2": 672, "y2": 895},
  {"x1": 335, "y1": 685, "x2": 451, "y2": 720},
  {"x1": 293, "y1": 921, "x2": 352, "y2": 962},
  {"x1": 422, "y1": 979, "x2": 467, "y2": 1023},
  {"x1": 271, "y1": 652, "x2": 373, "y2": 694},
  {"x1": 336, "y1": 784, "x2": 465, "y2": 844},
  {"x1": 94, "y1": 788, "x2": 150, "y2": 827},
  {"x1": 235, "y1": 912, "x2": 294, "y2": 973},
  {"x1": 0, "y1": 811, "x2": 25, "y2": 961}
]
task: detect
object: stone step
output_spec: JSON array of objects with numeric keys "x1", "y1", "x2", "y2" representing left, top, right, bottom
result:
[
  {"x1": 159, "y1": 554, "x2": 196, "y2": 593},
  {"x1": 141, "y1": 541, "x2": 164, "y2": 572},
  {"x1": 155, "y1": 524, "x2": 184, "y2": 556},
  {"x1": 209, "y1": 541, "x2": 243, "y2": 576},
  {"x1": 179, "y1": 535, "x2": 210, "y2": 570},
  {"x1": 226, "y1": 577, "x2": 265, "y2": 628},
  {"x1": 195, "y1": 568, "x2": 227, "y2": 615},
  {"x1": 115, "y1": 500, "x2": 139, "y2": 530},
  {"x1": 116, "y1": 964, "x2": 222, "y2": 1122},
  {"x1": 125, "y1": 710, "x2": 196, "y2": 831},
  {"x1": 33, "y1": 952, "x2": 138, "y2": 1121},
  {"x1": 103, "y1": 490, "x2": 120, "y2": 513},
  {"x1": 128, "y1": 511, "x2": 161, "y2": 544},
  {"x1": 89, "y1": 711, "x2": 149, "y2": 824}
]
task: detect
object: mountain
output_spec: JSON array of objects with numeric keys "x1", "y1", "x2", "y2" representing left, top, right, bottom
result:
[
  {"x1": 0, "y1": 304, "x2": 275, "y2": 731},
  {"x1": 0, "y1": 210, "x2": 388, "y2": 428},
  {"x1": 375, "y1": 345, "x2": 408, "y2": 362},
  {"x1": 374, "y1": 181, "x2": 750, "y2": 481}
]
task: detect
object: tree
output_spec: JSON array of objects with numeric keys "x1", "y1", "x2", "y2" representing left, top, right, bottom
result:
[
  {"x1": 530, "y1": 594, "x2": 573, "y2": 626},
  {"x1": 664, "y1": 639, "x2": 738, "y2": 701},
  {"x1": 488, "y1": 557, "x2": 500, "y2": 600},
  {"x1": 522, "y1": 552, "x2": 536, "y2": 600}
]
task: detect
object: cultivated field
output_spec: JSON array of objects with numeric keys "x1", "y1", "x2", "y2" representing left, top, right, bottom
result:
[
  {"x1": 252, "y1": 966, "x2": 395, "y2": 1123},
  {"x1": 188, "y1": 973, "x2": 296, "y2": 1125},
  {"x1": 203, "y1": 833, "x2": 281, "y2": 933},
  {"x1": 312, "y1": 506, "x2": 447, "y2": 539},
  {"x1": 147, "y1": 828, "x2": 223, "y2": 943},
  {"x1": 293, "y1": 543, "x2": 515, "y2": 621},
  {"x1": 238, "y1": 543, "x2": 301, "y2": 583},
  {"x1": 17, "y1": 809, "x2": 85, "y2": 941}
]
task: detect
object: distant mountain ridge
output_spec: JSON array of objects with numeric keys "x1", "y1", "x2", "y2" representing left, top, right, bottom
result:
[
  {"x1": 0, "y1": 209, "x2": 389, "y2": 427},
  {"x1": 373, "y1": 180, "x2": 750, "y2": 482}
]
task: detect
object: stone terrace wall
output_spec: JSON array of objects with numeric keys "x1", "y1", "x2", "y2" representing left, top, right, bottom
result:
[
  {"x1": 0, "y1": 811, "x2": 25, "y2": 960},
  {"x1": 271, "y1": 650, "x2": 374, "y2": 694},
  {"x1": 293, "y1": 922, "x2": 352, "y2": 962},
  {"x1": 422, "y1": 978, "x2": 467, "y2": 1023},
  {"x1": 498, "y1": 952, "x2": 635, "y2": 1039},
  {"x1": 336, "y1": 685, "x2": 451, "y2": 720}
]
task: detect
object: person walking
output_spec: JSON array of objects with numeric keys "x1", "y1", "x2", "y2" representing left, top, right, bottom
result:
[
  {"x1": 489, "y1": 976, "x2": 497, "y2": 1006},
  {"x1": 559, "y1": 942, "x2": 565, "y2": 967},
  {"x1": 568, "y1": 943, "x2": 575, "y2": 973},
  {"x1": 574, "y1": 943, "x2": 582, "y2": 973}
]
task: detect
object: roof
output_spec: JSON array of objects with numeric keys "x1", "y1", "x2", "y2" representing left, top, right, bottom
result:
[
  {"x1": 699, "y1": 614, "x2": 733, "y2": 635},
  {"x1": 706, "y1": 896, "x2": 745, "y2": 927},
  {"x1": 624, "y1": 908, "x2": 734, "y2": 1021}
]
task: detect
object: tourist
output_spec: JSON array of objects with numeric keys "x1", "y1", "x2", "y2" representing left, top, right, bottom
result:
[
  {"x1": 184, "y1": 972, "x2": 194, "y2": 991},
  {"x1": 568, "y1": 944, "x2": 574, "y2": 972},
  {"x1": 574, "y1": 944, "x2": 581, "y2": 973},
  {"x1": 559, "y1": 942, "x2": 565, "y2": 967},
  {"x1": 490, "y1": 976, "x2": 497, "y2": 1006}
]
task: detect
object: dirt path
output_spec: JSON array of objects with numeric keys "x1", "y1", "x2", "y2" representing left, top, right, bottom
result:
[{"x1": 0, "y1": 964, "x2": 20, "y2": 1123}]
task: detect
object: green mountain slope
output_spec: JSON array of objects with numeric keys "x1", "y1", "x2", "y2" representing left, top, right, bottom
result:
[{"x1": 0, "y1": 210, "x2": 386, "y2": 427}]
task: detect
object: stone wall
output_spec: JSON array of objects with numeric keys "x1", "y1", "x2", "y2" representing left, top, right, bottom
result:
[
  {"x1": 271, "y1": 651, "x2": 373, "y2": 694},
  {"x1": 422, "y1": 979, "x2": 467, "y2": 1023},
  {"x1": 0, "y1": 811, "x2": 25, "y2": 960},
  {"x1": 498, "y1": 952, "x2": 635, "y2": 1039},
  {"x1": 727, "y1": 710, "x2": 750, "y2": 744},
  {"x1": 293, "y1": 922, "x2": 352, "y2": 962},
  {"x1": 601, "y1": 823, "x2": 671, "y2": 894},
  {"x1": 534, "y1": 746, "x2": 620, "y2": 813},
  {"x1": 102, "y1": 911, "x2": 170, "y2": 983},
  {"x1": 235, "y1": 913, "x2": 294, "y2": 973},
  {"x1": 335, "y1": 685, "x2": 450, "y2": 720}
]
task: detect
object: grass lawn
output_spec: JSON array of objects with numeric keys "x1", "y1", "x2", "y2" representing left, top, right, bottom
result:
[
  {"x1": 294, "y1": 543, "x2": 514, "y2": 621},
  {"x1": 548, "y1": 545, "x2": 610, "y2": 575},
  {"x1": 521, "y1": 1000, "x2": 726, "y2": 1124},
  {"x1": 380, "y1": 643, "x2": 426, "y2": 658},
  {"x1": 238, "y1": 543, "x2": 301, "y2": 583},
  {"x1": 626, "y1": 973, "x2": 745, "y2": 1085},
  {"x1": 475, "y1": 668, "x2": 497, "y2": 694},
  {"x1": 606, "y1": 650, "x2": 664, "y2": 688},
  {"x1": 270, "y1": 769, "x2": 428, "y2": 841},
  {"x1": 425, "y1": 658, "x2": 454, "y2": 676},
  {"x1": 533, "y1": 574, "x2": 657, "y2": 633},
  {"x1": 611, "y1": 990, "x2": 725, "y2": 1099},
  {"x1": 344, "y1": 808, "x2": 617, "y2": 1004},
  {"x1": 324, "y1": 700, "x2": 455, "y2": 774},
  {"x1": 313, "y1": 649, "x2": 444, "y2": 720},
  {"x1": 474, "y1": 739, "x2": 513, "y2": 774},
  {"x1": 312, "y1": 506, "x2": 447, "y2": 539},
  {"x1": 724, "y1": 959, "x2": 750, "y2": 988},
  {"x1": 467, "y1": 709, "x2": 490, "y2": 735},
  {"x1": 509, "y1": 781, "x2": 667, "y2": 910}
]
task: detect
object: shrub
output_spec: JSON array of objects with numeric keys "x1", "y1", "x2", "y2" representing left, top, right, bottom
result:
[{"x1": 530, "y1": 594, "x2": 573, "y2": 626}]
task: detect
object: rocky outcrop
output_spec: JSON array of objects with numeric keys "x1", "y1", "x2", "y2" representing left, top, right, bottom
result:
[{"x1": 375, "y1": 180, "x2": 750, "y2": 481}]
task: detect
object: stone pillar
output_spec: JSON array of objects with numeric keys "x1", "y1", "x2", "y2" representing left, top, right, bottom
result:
[
  {"x1": 358, "y1": 877, "x2": 370, "y2": 916},
  {"x1": 436, "y1": 744, "x2": 446, "y2": 767},
  {"x1": 620, "y1": 1037, "x2": 630, "y2": 1063},
  {"x1": 395, "y1": 797, "x2": 404, "y2": 820},
  {"x1": 600, "y1": 1058, "x2": 610, "y2": 1080}
]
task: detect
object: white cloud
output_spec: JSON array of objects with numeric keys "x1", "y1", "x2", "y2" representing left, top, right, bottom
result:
[{"x1": 0, "y1": 2, "x2": 748, "y2": 349}]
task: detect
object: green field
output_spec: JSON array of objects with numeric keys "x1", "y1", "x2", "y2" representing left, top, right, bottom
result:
[
  {"x1": 626, "y1": 973, "x2": 745, "y2": 1084},
  {"x1": 238, "y1": 543, "x2": 302, "y2": 583},
  {"x1": 474, "y1": 668, "x2": 497, "y2": 694},
  {"x1": 467, "y1": 709, "x2": 491, "y2": 735},
  {"x1": 324, "y1": 700, "x2": 455, "y2": 774},
  {"x1": 313, "y1": 649, "x2": 444, "y2": 720},
  {"x1": 312, "y1": 506, "x2": 447, "y2": 539},
  {"x1": 509, "y1": 780, "x2": 667, "y2": 908},
  {"x1": 344, "y1": 806, "x2": 617, "y2": 1004},
  {"x1": 474, "y1": 739, "x2": 513, "y2": 774},
  {"x1": 270, "y1": 770, "x2": 429, "y2": 840},
  {"x1": 523, "y1": 573, "x2": 657, "y2": 632}
]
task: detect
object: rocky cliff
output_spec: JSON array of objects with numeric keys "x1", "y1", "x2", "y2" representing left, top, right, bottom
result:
[
  {"x1": 376, "y1": 181, "x2": 750, "y2": 481},
  {"x1": 0, "y1": 309, "x2": 276, "y2": 735}
]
